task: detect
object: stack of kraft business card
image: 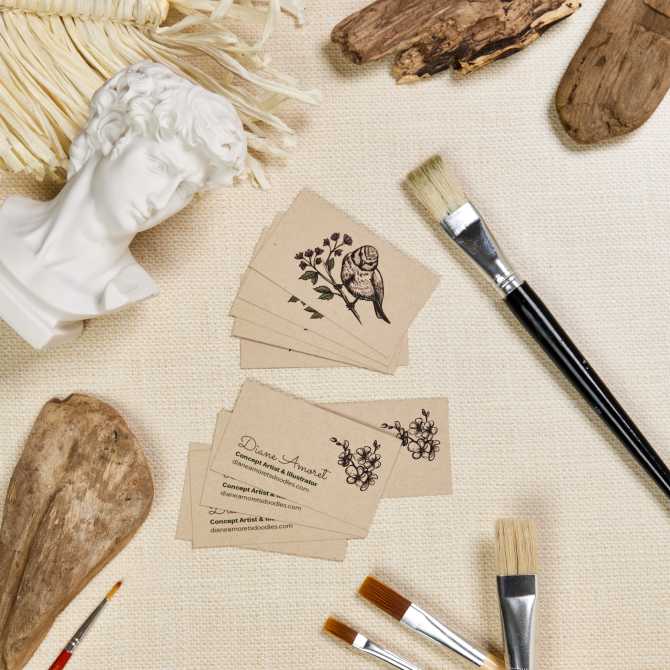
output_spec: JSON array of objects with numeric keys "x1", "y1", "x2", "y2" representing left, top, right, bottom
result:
[
  {"x1": 230, "y1": 190, "x2": 440, "y2": 372},
  {"x1": 176, "y1": 380, "x2": 452, "y2": 561}
]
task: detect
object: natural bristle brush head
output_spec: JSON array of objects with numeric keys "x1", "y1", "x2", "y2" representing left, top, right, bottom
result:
[
  {"x1": 358, "y1": 577, "x2": 411, "y2": 621},
  {"x1": 323, "y1": 618, "x2": 358, "y2": 645},
  {"x1": 406, "y1": 155, "x2": 468, "y2": 222},
  {"x1": 495, "y1": 519, "x2": 538, "y2": 576}
]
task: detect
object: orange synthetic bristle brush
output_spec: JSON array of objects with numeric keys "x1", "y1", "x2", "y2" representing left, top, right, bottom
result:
[
  {"x1": 359, "y1": 577, "x2": 504, "y2": 669},
  {"x1": 324, "y1": 617, "x2": 422, "y2": 669},
  {"x1": 48, "y1": 581, "x2": 123, "y2": 670}
]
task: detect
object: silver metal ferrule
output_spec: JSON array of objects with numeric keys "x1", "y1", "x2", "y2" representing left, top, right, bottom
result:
[
  {"x1": 353, "y1": 633, "x2": 422, "y2": 670},
  {"x1": 401, "y1": 604, "x2": 487, "y2": 667},
  {"x1": 66, "y1": 599, "x2": 108, "y2": 652},
  {"x1": 497, "y1": 575, "x2": 537, "y2": 670},
  {"x1": 442, "y1": 203, "x2": 522, "y2": 295}
]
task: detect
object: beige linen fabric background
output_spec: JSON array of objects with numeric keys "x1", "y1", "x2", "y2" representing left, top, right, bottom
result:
[{"x1": 1, "y1": 1, "x2": 669, "y2": 668}]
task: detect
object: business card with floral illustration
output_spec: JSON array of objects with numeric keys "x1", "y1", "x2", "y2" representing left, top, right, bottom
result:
[
  {"x1": 185, "y1": 446, "x2": 348, "y2": 560},
  {"x1": 250, "y1": 190, "x2": 439, "y2": 360},
  {"x1": 327, "y1": 399, "x2": 451, "y2": 498},
  {"x1": 207, "y1": 381, "x2": 400, "y2": 535},
  {"x1": 201, "y1": 411, "x2": 368, "y2": 538}
]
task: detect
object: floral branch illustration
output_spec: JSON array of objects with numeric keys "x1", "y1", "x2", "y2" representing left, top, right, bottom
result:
[
  {"x1": 295, "y1": 232, "x2": 361, "y2": 323},
  {"x1": 330, "y1": 436, "x2": 381, "y2": 492},
  {"x1": 288, "y1": 294, "x2": 323, "y2": 319},
  {"x1": 382, "y1": 409, "x2": 440, "y2": 462}
]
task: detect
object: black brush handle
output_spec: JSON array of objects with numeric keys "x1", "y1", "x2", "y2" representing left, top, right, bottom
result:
[{"x1": 505, "y1": 281, "x2": 670, "y2": 501}]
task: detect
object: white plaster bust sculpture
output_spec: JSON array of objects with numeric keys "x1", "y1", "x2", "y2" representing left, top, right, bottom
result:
[{"x1": 0, "y1": 61, "x2": 247, "y2": 349}]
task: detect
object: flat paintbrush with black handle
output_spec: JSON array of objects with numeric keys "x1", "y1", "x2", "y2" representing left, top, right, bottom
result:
[{"x1": 408, "y1": 155, "x2": 670, "y2": 503}]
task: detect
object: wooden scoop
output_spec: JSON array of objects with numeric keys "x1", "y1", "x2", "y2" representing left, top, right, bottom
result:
[
  {"x1": 0, "y1": 394, "x2": 153, "y2": 670},
  {"x1": 556, "y1": 0, "x2": 670, "y2": 143}
]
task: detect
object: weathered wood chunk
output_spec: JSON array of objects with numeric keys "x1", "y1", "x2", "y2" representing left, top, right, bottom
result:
[
  {"x1": 556, "y1": 0, "x2": 670, "y2": 143},
  {"x1": 0, "y1": 394, "x2": 154, "y2": 670},
  {"x1": 331, "y1": 0, "x2": 580, "y2": 80}
]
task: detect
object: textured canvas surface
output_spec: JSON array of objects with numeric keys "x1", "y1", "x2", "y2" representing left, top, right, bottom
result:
[{"x1": 1, "y1": 1, "x2": 669, "y2": 668}]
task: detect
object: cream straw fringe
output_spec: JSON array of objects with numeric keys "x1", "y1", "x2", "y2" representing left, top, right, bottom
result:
[{"x1": 0, "y1": 0, "x2": 319, "y2": 185}]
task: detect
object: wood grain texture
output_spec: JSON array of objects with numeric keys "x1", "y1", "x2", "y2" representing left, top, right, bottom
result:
[
  {"x1": 0, "y1": 394, "x2": 153, "y2": 670},
  {"x1": 556, "y1": 0, "x2": 670, "y2": 142},
  {"x1": 331, "y1": 0, "x2": 580, "y2": 80}
]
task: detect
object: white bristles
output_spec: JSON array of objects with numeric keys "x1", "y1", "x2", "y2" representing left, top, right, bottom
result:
[
  {"x1": 406, "y1": 155, "x2": 468, "y2": 221},
  {"x1": 495, "y1": 519, "x2": 538, "y2": 576}
]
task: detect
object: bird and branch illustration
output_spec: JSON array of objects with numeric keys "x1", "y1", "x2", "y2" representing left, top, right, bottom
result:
[{"x1": 294, "y1": 233, "x2": 390, "y2": 325}]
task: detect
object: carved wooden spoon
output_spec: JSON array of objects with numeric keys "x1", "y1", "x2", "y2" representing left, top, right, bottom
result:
[{"x1": 556, "y1": 0, "x2": 670, "y2": 143}]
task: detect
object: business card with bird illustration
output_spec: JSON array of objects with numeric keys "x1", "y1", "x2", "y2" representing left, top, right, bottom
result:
[
  {"x1": 238, "y1": 338, "x2": 355, "y2": 370},
  {"x1": 250, "y1": 190, "x2": 440, "y2": 360},
  {"x1": 230, "y1": 298, "x2": 392, "y2": 372},
  {"x1": 234, "y1": 265, "x2": 406, "y2": 372},
  {"x1": 207, "y1": 381, "x2": 401, "y2": 534},
  {"x1": 230, "y1": 218, "x2": 407, "y2": 372},
  {"x1": 239, "y1": 338, "x2": 360, "y2": 370},
  {"x1": 231, "y1": 310, "x2": 408, "y2": 374}
]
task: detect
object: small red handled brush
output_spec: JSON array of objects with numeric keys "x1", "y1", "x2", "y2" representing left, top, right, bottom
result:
[{"x1": 48, "y1": 581, "x2": 123, "y2": 670}]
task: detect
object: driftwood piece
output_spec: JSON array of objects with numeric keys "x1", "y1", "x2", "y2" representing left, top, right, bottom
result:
[
  {"x1": 0, "y1": 394, "x2": 154, "y2": 670},
  {"x1": 556, "y1": 0, "x2": 670, "y2": 143},
  {"x1": 331, "y1": 0, "x2": 580, "y2": 80}
]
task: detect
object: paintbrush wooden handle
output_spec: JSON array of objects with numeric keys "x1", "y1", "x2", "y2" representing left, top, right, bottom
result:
[
  {"x1": 481, "y1": 653, "x2": 506, "y2": 670},
  {"x1": 48, "y1": 649, "x2": 72, "y2": 670},
  {"x1": 505, "y1": 282, "x2": 670, "y2": 501}
]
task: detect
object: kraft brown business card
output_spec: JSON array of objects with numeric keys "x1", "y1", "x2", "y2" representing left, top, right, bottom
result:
[
  {"x1": 230, "y1": 297, "x2": 407, "y2": 373},
  {"x1": 202, "y1": 411, "x2": 367, "y2": 538},
  {"x1": 208, "y1": 381, "x2": 400, "y2": 534},
  {"x1": 245, "y1": 220, "x2": 397, "y2": 369},
  {"x1": 239, "y1": 338, "x2": 351, "y2": 370},
  {"x1": 250, "y1": 190, "x2": 439, "y2": 359},
  {"x1": 231, "y1": 317, "x2": 368, "y2": 370},
  {"x1": 235, "y1": 268, "x2": 401, "y2": 369},
  {"x1": 188, "y1": 448, "x2": 348, "y2": 558},
  {"x1": 248, "y1": 219, "x2": 393, "y2": 367},
  {"x1": 327, "y1": 399, "x2": 451, "y2": 498},
  {"x1": 177, "y1": 445, "x2": 348, "y2": 561},
  {"x1": 232, "y1": 317, "x2": 407, "y2": 373},
  {"x1": 203, "y1": 396, "x2": 450, "y2": 510}
]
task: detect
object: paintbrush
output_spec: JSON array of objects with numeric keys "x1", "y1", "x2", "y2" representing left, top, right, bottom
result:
[
  {"x1": 48, "y1": 581, "x2": 123, "y2": 670},
  {"x1": 359, "y1": 577, "x2": 504, "y2": 669},
  {"x1": 495, "y1": 519, "x2": 538, "y2": 670},
  {"x1": 324, "y1": 617, "x2": 422, "y2": 669},
  {"x1": 407, "y1": 155, "x2": 670, "y2": 503}
]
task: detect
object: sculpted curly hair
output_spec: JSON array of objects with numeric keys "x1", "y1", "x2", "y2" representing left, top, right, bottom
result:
[{"x1": 68, "y1": 61, "x2": 246, "y2": 189}]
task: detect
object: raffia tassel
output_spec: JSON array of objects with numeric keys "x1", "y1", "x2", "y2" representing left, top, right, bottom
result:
[{"x1": 0, "y1": 0, "x2": 319, "y2": 186}]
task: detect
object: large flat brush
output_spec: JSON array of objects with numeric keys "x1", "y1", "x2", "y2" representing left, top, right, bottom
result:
[
  {"x1": 407, "y1": 155, "x2": 670, "y2": 503},
  {"x1": 495, "y1": 519, "x2": 538, "y2": 670}
]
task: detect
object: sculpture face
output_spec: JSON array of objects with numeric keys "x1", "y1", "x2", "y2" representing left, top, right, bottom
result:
[
  {"x1": 0, "y1": 61, "x2": 248, "y2": 350},
  {"x1": 91, "y1": 135, "x2": 211, "y2": 235}
]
